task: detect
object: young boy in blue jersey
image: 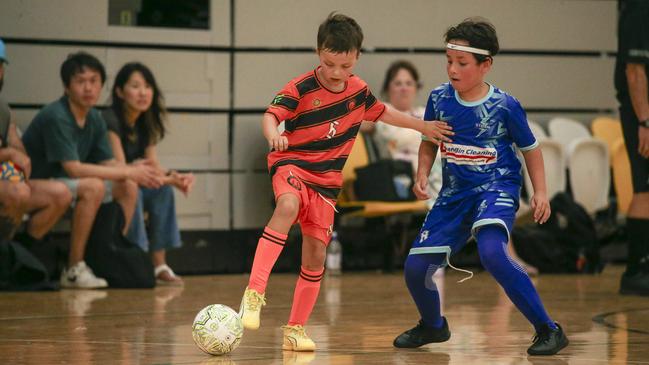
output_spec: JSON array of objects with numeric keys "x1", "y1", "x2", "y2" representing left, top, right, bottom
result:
[{"x1": 393, "y1": 18, "x2": 568, "y2": 356}]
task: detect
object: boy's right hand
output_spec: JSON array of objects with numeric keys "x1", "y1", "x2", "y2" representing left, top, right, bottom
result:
[
  {"x1": 412, "y1": 174, "x2": 430, "y2": 200},
  {"x1": 422, "y1": 121, "x2": 453, "y2": 145},
  {"x1": 127, "y1": 162, "x2": 163, "y2": 189},
  {"x1": 269, "y1": 135, "x2": 289, "y2": 151}
]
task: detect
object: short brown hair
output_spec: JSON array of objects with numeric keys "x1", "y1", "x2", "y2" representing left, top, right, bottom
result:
[
  {"x1": 317, "y1": 12, "x2": 363, "y2": 53},
  {"x1": 445, "y1": 17, "x2": 499, "y2": 63}
]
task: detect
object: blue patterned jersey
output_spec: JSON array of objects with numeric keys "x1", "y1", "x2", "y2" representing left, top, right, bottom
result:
[{"x1": 424, "y1": 83, "x2": 537, "y2": 204}]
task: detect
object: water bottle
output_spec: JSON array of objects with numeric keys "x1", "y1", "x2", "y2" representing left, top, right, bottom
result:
[{"x1": 326, "y1": 231, "x2": 342, "y2": 275}]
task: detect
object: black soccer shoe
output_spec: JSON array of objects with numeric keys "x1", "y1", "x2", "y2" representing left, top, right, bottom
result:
[
  {"x1": 393, "y1": 317, "x2": 451, "y2": 348},
  {"x1": 527, "y1": 322, "x2": 569, "y2": 356},
  {"x1": 620, "y1": 271, "x2": 649, "y2": 296}
]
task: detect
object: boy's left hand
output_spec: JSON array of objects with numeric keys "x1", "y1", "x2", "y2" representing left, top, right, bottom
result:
[
  {"x1": 422, "y1": 121, "x2": 454, "y2": 145},
  {"x1": 530, "y1": 192, "x2": 551, "y2": 224}
]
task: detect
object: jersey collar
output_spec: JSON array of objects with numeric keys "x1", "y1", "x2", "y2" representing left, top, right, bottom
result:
[{"x1": 454, "y1": 83, "x2": 494, "y2": 107}]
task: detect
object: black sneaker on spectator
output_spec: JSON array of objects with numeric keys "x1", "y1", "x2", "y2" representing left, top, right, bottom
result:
[
  {"x1": 527, "y1": 322, "x2": 568, "y2": 356},
  {"x1": 60, "y1": 261, "x2": 108, "y2": 289},
  {"x1": 393, "y1": 317, "x2": 451, "y2": 348}
]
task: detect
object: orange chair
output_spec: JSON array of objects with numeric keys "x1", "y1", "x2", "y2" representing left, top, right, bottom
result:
[
  {"x1": 611, "y1": 138, "x2": 633, "y2": 215},
  {"x1": 591, "y1": 116, "x2": 623, "y2": 163}
]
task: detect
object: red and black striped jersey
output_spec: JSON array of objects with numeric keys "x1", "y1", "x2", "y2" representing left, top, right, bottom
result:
[{"x1": 266, "y1": 67, "x2": 386, "y2": 199}]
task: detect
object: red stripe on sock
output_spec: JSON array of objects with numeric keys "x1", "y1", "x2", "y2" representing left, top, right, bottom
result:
[
  {"x1": 262, "y1": 233, "x2": 285, "y2": 246},
  {"x1": 264, "y1": 226, "x2": 288, "y2": 241}
]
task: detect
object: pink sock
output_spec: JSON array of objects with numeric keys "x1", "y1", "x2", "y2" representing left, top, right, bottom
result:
[
  {"x1": 288, "y1": 266, "x2": 325, "y2": 326},
  {"x1": 248, "y1": 226, "x2": 288, "y2": 293}
]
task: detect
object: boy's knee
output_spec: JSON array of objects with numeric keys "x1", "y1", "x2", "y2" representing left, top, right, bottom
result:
[
  {"x1": 306, "y1": 250, "x2": 326, "y2": 270},
  {"x1": 52, "y1": 182, "x2": 73, "y2": 208},
  {"x1": 404, "y1": 255, "x2": 426, "y2": 279},
  {"x1": 77, "y1": 178, "x2": 105, "y2": 202},
  {"x1": 275, "y1": 196, "x2": 299, "y2": 219},
  {"x1": 478, "y1": 244, "x2": 512, "y2": 279}
]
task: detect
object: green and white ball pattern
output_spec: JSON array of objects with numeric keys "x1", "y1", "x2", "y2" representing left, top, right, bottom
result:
[{"x1": 192, "y1": 304, "x2": 244, "y2": 355}]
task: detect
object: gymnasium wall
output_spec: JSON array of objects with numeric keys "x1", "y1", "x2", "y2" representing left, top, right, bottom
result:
[{"x1": 0, "y1": 0, "x2": 618, "y2": 230}]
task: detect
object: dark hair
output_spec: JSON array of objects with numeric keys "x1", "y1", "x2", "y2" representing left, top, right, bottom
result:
[
  {"x1": 60, "y1": 51, "x2": 106, "y2": 87},
  {"x1": 444, "y1": 18, "x2": 499, "y2": 63},
  {"x1": 317, "y1": 12, "x2": 363, "y2": 53},
  {"x1": 381, "y1": 60, "x2": 422, "y2": 97},
  {"x1": 110, "y1": 62, "x2": 166, "y2": 144}
]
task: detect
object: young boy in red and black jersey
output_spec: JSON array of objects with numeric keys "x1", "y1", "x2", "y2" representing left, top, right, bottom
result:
[{"x1": 239, "y1": 12, "x2": 453, "y2": 351}]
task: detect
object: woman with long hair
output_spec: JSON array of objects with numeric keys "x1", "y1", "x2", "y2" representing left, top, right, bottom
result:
[{"x1": 103, "y1": 62, "x2": 194, "y2": 285}]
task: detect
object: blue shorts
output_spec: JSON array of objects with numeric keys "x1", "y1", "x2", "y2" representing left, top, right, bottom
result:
[{"x1": 411, "y1": 190, "x2": 517, "y2": 258}]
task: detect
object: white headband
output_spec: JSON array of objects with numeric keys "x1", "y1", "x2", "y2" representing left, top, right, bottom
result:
[{"x1": 446, "y1": 43, "x2": 491, "y2": 56}]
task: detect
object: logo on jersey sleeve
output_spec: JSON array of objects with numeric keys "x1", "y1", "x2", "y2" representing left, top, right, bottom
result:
[
  {"x1": 440, "y1": 143, "x2": 497, "y2": 165},
  {"x1": 271, "y1": 94, "x2": 285, "y2": 105}
]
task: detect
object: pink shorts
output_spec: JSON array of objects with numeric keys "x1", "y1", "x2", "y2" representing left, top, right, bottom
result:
[{"x1": 272, "y1": 167, "x2": 336, "y2": 245}]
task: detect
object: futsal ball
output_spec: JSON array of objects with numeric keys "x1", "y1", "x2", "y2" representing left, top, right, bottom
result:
[
  {"x1": 192, "y1": 304, "x2": 243, "y2": 355},
  {"x1": 0, "y1": 161, "x2": 25, "y2": 182}
]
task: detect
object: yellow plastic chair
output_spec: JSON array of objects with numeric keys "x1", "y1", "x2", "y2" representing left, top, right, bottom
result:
[
  {"x1": 611, "y1": 138, "x2": 633, "y2": 215},
  {"x1": 591, "y1": 116, "x2": 622, "y2": 163}
]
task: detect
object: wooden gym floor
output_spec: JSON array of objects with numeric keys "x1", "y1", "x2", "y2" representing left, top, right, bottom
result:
[{"x1": 0, "y1": 265, "x2": 648, "y2": 364}]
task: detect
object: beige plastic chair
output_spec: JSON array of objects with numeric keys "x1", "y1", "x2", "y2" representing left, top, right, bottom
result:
[
  {"x1": 567, "y1": 137, "x2": 610, "y2": 215},
  {"x1": 611, "y1": 138, "x2": 633, "y2": 215},
  {"x1": 522, "y1": 140, "x2": 566, "y2": 201},
  {"x1": 528, "y1": 120, "x2": 548, "y2": 141},
  {"x1": 548, "y1": 117, "x2": 591, "y2": 162}
]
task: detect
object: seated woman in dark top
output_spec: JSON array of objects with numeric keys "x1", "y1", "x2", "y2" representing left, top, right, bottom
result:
[{"x1": 103, "y1": 62, "x2": 194, "y2": 285}]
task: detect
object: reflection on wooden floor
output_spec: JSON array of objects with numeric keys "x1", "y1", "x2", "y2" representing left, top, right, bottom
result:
[{"x1": 1, "y1": 265, "x2": 648, "y2": 364}]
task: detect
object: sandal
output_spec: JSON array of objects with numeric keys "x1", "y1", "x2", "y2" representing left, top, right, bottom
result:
[{"x1": 154, "y1": 264, "x2": 184, "y2": 286}]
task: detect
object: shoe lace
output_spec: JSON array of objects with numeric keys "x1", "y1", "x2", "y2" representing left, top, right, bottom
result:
[
  {"x1": 245, "y1": 289, "x2": 266, "y2": 311},
  {"x1": 405, "y1": 320, "x2": 427, "y2": 335},
  {"x1": 531, "y1": 326, "x2": 551, "y2": 344},
  {"x1": 282, "y1": 324, "x2": 308, "y2": 338}
]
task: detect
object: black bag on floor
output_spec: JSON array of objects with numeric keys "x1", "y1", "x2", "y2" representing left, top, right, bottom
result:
[
  {"x1": 511, "y1": 226, "x2": 574, "y2": 273},
  {"x1": 513, "y1": 193, "x2": 603, "y2": 273},
  {"x1": 354, "y1": 159, "x2": 416, "y2": 201},
  {"x1": 85, "y1": 202, "x2": 155, "y2": 288},
  {"x1": 0, "y1": 239, "x2": 58, "y2": 291}
]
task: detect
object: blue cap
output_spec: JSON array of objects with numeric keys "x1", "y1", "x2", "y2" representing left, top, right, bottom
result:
[{"x1": 0, "y1": 38, "x2": 8, "y2": 64}]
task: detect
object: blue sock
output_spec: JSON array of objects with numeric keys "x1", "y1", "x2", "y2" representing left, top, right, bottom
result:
[
  {"x1": 476, "y1": 225, "x2": 556, "y2": 331},
  {"x1": 404, "y1": 253, "x2": 445, "y2": 328}
]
